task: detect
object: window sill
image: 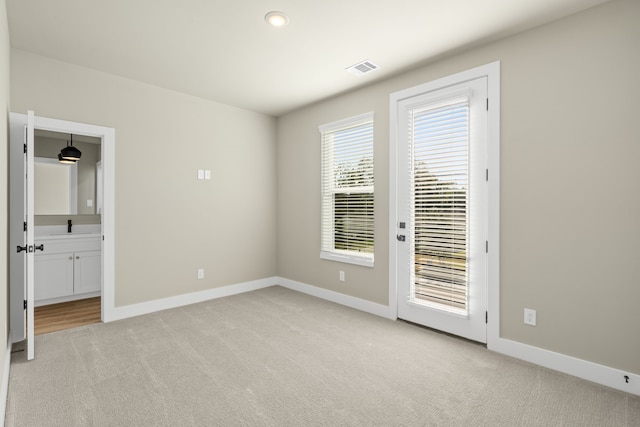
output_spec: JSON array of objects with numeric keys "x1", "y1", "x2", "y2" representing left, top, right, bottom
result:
[{"x1": 320, "y1": 251, "x2": 374, "y2": 268}]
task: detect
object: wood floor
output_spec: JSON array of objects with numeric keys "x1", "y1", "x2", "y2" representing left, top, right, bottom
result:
[{"x1": 34, "y1": 297, "x2": 101, "y2": 335}]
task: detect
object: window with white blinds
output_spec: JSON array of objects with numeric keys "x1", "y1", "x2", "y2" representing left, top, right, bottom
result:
[
  {"x1": 410, "y1": 97, "x2": 469, "y2": 313},
  {"x1": 320, "y1": 112, "x2": 374, "y2": 267}
]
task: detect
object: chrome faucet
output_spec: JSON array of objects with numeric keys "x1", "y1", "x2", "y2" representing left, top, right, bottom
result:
[{"x1": 67, "y1": 219, "x2": 72, "y2": 233}]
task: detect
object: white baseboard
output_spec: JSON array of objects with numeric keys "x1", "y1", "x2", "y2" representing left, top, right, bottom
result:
[
  {"x1": 104, "y1": 274, "x2": 639, "y2": 397},
  {"x1": 276, "y1": 277, "x2": 393, "y2": 319},
  {"x1": 277, "y1": 276, "x2": 639, "y2": 397},
  {"x1": 489, "y1": 337, "x2": 640, "y2": 396},
  {"x1": 107, "y1": 277, "x2": 277, "y2": 322},
  {"x1": 0, "y1": 340, "x2": 12, "y2": 427}
]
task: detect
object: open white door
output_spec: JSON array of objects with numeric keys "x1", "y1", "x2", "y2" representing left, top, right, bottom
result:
[
  {"x1": 26, "y1": 111, "x2": 35, "y2": 360},
  {"x1": 9, "y1": 111, "x2": 36, "y2": 359}
]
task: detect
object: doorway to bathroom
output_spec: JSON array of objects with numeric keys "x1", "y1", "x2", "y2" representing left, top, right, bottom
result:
[
  {"x1": 9, "y1": 111, "x2": 115, "y2": 360},
  {"x1": 32, "y1": 128, "x2": 103, "y2": 335}
]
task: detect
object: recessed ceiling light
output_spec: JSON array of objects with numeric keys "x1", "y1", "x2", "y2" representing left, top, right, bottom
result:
[{"x1": 265, "y1": 11, "x2": 289, "y2": 28}]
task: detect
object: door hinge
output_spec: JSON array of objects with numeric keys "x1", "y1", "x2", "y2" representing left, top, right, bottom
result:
[
  {"x1": 486, "y1": 98, "x2": 489, "y2": 111},
  {"x1": 486, "y1": 169, "x2": 489, "y2": 181},
  {"x1": 23, "y1": 222, "x2": 27, "y2": 232},
  {"x1": 485, "y1": 241, "x2": 488, "y2": 253},
  {"x1": 485, "y1": 311, "x2": 488, "y2": 323},
  {"x1": 23, "y1": 300, "x2": 27, "y2": 310},
  {"x1": 23, "y1": 144, "x2": 27, "y2": 154}
]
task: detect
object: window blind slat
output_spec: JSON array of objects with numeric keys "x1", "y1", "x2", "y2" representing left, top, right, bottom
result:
[
  {"x1": 321, "y1": 113, "x2": 374, "y2": 264},
  {"x1": 410, "y1": 101, "x2": 469, "y2": 312}
]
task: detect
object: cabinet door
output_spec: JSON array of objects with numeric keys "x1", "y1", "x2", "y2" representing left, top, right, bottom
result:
[
  {"x1": 34, "y1": 253, "x2": 74, "y2": 301},
  {"x1": 74, "y1": 250, "x2": 101, "y2": 294}
]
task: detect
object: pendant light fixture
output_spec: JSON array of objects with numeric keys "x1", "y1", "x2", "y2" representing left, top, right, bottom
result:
[{"x1": 58, "y1": 134, "x2": 81, "y2": 163}]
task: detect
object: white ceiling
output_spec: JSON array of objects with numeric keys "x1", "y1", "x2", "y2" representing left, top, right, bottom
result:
[{"x1": 7, "y1": 0, "x2": 609, "y2": 117}]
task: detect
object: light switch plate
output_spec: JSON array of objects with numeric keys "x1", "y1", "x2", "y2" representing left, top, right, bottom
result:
[
  {"x1": 87, "y1": 199, "x2": 93, "y2": 207},
  {"x1": 204, "y1": 170, "x2": 211, "y2": 180},
  {"x1": 197, "y1": 169, "x2": 204, "y2": 180}
]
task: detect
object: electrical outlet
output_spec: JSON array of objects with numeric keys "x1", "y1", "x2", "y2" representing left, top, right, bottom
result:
[
  {"x1": 204, "y1": 170, "x2": 211, "y2": 180},
  {"x1": 524, "y1": 308, "x2": 536, "y2": 326},
  {"x1": 197, "y1": 169, "x2": 204, "y2": 180},
  {"x1": 339, "y1": 271, "x2": 345, "y2": 282},
  {"x1": 197, "y1": 269, "x2": 205, "y2": 279}
]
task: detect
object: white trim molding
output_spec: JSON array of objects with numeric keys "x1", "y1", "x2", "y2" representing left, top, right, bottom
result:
[
  {"x1": 108, "y1": 277, "x2": 277, "y2": 322},
  {"x1": 15, "y1": 269, "x2": 637, "y2": 397},
  {"x1": 277, "y1": 277, "x2": 393, "y2": 320},
  {"x1": 490, "y1": 337, "x2": 640, "y2": 396},
  {"x1": 277, "y1": 276, "x2": 639, "y2": 396},
  {"x1": 108, "y1": 276, "x2": 392, "y2": 324}
]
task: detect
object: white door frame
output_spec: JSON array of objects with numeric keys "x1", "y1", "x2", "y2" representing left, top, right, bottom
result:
[
  {"x1": 9, "y1": 113, "x2": 116, "y2": 344},
  {"x1": 389, "y1": 61, "x2": 501, "y2": 344}
]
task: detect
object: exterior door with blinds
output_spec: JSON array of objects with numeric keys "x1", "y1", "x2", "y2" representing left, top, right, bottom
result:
[{"x1": 394, "y1": 76, "x2": 488, "y2": 343}]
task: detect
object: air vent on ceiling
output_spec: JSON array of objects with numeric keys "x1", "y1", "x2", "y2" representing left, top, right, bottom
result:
[{"x1": 346, "y1": 59, "x2": 380, "y2": 76}]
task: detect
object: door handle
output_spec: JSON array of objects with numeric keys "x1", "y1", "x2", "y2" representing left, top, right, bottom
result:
[
  {"x1": 397, "y1": 235, "x2": 406, "y2": 242},
  {"x1": 34, "y1": 244, "x2": 44, "y2": 252},
  {"x1": 16, "y1": 245, "x2": 27, "y2": 253}
]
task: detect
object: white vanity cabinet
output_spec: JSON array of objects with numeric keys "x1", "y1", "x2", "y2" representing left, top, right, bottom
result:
[
  {"x1": 34, "y1": 234, "x2": 101, "y2": 305},
  {"x1": 34, "y1": 253, "x2": 74, "y2": 301},
  {"x1": 73, "y1": 250, "x2": 101, "y2": 294}
]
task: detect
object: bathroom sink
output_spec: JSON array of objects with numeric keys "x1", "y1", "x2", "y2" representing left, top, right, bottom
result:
[
  {"x1": 36, "y1": 232, "x2": 101, "y2": 240},
  {"x1": 49, "y1": 231, "x2": 100, "y2": 236},
  {"x1": 35, "y1": 225, "x2": 101, "y2": 238},
  {"x1": 49, "y1": 232, "x2": 95, "y2": 235}
]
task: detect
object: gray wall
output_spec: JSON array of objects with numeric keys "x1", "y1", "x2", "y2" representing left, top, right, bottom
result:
[
  {"x1": 277, "y1": 0, "x2": 640, "y2": 374},
  {"x1": 0, "y1": 0, "x2": 9, "y2": 388},
  {"x1": 11, "y1": 50, "x2": 278, "y2": 307}
]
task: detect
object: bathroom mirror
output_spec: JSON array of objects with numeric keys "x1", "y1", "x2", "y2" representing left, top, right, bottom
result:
[
  {"x1": 34, "y1": 130, "x2": 102, "y2": 216},
  {"x1": 34, "y1": 157, "x2": 78, "y2": 215}
]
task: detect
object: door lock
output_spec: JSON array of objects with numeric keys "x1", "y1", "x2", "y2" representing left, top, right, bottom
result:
[{"x1": 397, "y1": 235, "x2": 406, "y2": 242}]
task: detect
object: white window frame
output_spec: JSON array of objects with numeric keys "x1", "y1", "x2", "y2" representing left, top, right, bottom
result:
[{"x1": 320, "y1": 112, "x2": 375, "y2": 267}]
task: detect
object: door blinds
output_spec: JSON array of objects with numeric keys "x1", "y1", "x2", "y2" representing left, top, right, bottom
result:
[{"x1": 409, "y1": 97, "x2": 469, "y2": 314}]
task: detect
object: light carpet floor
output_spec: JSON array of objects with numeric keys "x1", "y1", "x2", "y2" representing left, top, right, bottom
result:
[{"x1": 5, "y1": 286, "x2": 640, "y2": 426}]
